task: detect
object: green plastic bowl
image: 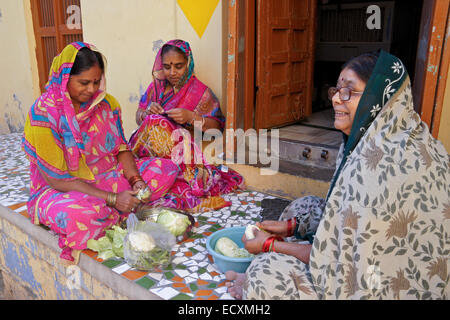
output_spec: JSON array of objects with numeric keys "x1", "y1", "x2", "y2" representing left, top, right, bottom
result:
[{"x1": 206, "y1": 226, "x2": 254, "y2": 274}]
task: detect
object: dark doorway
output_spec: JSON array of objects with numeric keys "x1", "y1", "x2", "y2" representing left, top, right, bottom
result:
[{"x1": 311, "y1": 0, "x2": 424, "y2": 124}]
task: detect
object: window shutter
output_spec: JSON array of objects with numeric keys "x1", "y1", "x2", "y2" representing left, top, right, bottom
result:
[{"x1": 31, "y1": 0, "x2": 83, "y2": 92}]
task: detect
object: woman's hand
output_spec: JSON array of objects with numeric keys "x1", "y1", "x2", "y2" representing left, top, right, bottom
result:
[
  {"x1": 132, "y1": 180, "x2": 152, "y2": 203},
  {"x1": 137, "y1": 109, "x2": 150, "y2": 125},
  {"x1": 166, "y1": 108, "x2": 194, "y2": 125},
  {"x1": 148, "y1": 102, "x2": 165, "y2": 115},
  {"x1": 242, "y1": 229, "x2": 271, "y2": 255},
  {"x1": 132, "y1": 180, "x2": 147, "y2": 192},
  {"x1": 114, "y1": 190, "x2": 141, "y2": 212},
  {"x1": 137, "y1": 103, "x2": 165, "y2": 125},
  {"x1": 243, "y1": 224, "x2": 311, "y2": 263},
  {"x1": 256, "y1": 220, "x2": 290, "y2": 237}
]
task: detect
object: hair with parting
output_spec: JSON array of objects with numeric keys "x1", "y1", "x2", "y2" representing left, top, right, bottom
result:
[{"x1": 70, "y1": 47, "x2": 105, "y2": 76}]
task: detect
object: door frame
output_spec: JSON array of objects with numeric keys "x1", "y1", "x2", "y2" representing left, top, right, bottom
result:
[
  {"x1": 412, "y1": 0, "x2": 450, "y2": 136},
  {"x1": 226, "y1": 0, "x2": 255, "y2": 133},
  {"x1": 227, "y1": 0, "x2": 450, "y2": 138}
]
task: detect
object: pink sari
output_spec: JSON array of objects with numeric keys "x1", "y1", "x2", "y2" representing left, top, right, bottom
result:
[
  {"x1": 129, "y1": 40, "x2": 244, "y2": 213},
  {"x1": 23, "y1": 42, "x2": 179, "y2": 263}
]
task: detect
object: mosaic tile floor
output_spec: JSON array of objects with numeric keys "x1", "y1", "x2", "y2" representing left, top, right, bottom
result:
[
  {"x1": 0, "y1": 133, "x2": 276, "y2": 300},
  {"x1": 0, "y1": 133, "x2": 30, "y2": 207}
]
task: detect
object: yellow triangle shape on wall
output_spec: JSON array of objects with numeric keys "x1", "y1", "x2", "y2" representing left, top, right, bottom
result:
[{"x1": 177, "y1": 0, "x2": 220, "y2": 38}]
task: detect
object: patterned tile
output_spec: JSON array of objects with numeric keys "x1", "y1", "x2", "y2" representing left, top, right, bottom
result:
[
  {"x1": 0, "y1": 133, "x2": 280, "y2": 300},
  {"x1": 0, "y1": 133, "x2": 30, "y2": 207}
]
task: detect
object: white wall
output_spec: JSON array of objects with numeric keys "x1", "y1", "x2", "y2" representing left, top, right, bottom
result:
[
  {"x1": 80, "y1": 0, "x2": 223, "y2": 139},
  {"x1": 0, "y1": 0, "x2": 37, "y2": 134}
]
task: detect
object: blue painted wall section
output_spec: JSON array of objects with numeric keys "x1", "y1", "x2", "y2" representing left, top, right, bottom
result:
[{"x1": 1, "y1": 232, "x2": 43, "y2": 295}]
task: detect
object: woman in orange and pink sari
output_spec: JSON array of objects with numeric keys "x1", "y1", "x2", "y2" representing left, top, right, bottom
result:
[
  {"x1": 23, "y1": 42, "x2": 179, "y2": 264},
  {"x1": 129, "y1": 39, "x2": 244, "y2": 213}
]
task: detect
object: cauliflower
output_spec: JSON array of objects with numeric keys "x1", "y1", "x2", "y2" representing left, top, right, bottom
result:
[{"x1": 128, "y1": 231, "x2": 155, "y2": 252}]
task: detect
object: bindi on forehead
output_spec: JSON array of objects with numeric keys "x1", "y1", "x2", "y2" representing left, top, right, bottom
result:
[
  {"x1": 163, "y1": 61, "x2": 186, "y2": 67},
  {"x1": 338, "y1": 77, "x2": 354, "y2": 86}
]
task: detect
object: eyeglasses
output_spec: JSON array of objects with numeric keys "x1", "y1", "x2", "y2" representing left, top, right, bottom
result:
[{"x1": 328, "y1": 86, "x2": 364, "y2": 101}]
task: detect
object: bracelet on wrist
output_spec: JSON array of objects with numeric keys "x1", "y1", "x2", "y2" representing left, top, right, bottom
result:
[
  {"x1": 106, "y1": 192, "x2": 117, "y2": 207},
  {"x1": 287, "y1": 218, "x2": 296, "y2": 237},
  {"x1": 128, "y1": 175, "x2": 144, "y2": 187},
  {"x1": 262, "y1": 236, "x2": 284, "y2": 253}
]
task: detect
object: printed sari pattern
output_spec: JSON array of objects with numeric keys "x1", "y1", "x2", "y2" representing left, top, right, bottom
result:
[
  {"x1": 23, "y1": 42, "x2": 179, "y2": 262},
  {"x1": 244, "y1": 51, "x2": 449, "y2": 300},
  {"x1": 129, "y1": 40, "x2": 244, "y2": 213}
]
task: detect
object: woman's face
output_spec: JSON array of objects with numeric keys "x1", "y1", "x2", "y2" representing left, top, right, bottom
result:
[
  {"x1": 162, "y1": 49, "x2": 188, "y2": 87},
  {"x1": 67, "y1": 64, "x2": 103, "y2": 108},
  {"x1": 331, "y1": 67, "x2": 366, "y2": 135}
]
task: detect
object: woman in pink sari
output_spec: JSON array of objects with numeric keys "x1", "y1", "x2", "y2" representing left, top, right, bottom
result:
[
  {"x1": 129, "y1": 39, "x2": 244, "y2": 213},
  {"x1": 23, "y1": 42, "x2": 179, "y2": 264}
]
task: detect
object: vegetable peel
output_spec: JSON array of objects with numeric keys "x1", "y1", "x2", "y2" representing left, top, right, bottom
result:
[{"x1": 87, "y1": 225, "x2": 127, "y2": 259}]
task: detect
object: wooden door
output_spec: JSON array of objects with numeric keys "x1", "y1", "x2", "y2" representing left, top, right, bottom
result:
[
  {"x1": 255, "y1": 0, "x2": 317, "y2": 129},
  {"x1": 31, "y1": 0, "x2": 84, "y2": 92}
]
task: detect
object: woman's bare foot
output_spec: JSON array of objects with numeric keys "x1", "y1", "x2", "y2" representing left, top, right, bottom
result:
[{"x1": 225, "y1": 270, "x2": 246, "y2": 300}]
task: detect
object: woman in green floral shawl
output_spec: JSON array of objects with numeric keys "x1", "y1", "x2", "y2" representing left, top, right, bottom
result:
[{"x1": 226, "y1": 51, "x2": 449, "y2": 300}]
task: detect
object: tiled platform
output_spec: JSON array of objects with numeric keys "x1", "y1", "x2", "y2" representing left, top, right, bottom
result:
[{"x1": 0, "y1": 133, "x2": 277, "y2": 300}]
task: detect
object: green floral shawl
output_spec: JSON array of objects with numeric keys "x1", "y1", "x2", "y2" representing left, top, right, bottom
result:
[{"x1": 310, "y1": 51, "x2": 450, "y2": 299}]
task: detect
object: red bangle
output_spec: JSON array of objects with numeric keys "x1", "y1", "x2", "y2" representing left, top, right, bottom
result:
[
  {"x1": 262, "y1": 237, "x2": 272, "y2": 253},
  {"x1": 262, "y1": 236, "x2": 284, "y2": 253},
  {"x1": 287, "y1": 218, "x2": 296, "y2": 237}
]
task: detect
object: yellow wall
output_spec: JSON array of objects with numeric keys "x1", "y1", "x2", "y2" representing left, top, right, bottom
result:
[
  {"x1": 438, "y1": 62, "x2": 450, "y2": 152},
  {"x1": 0, "y1": 0, "x2": 38, "y2": 134},
  {"x1": 80, "y1": 0, "x2": 224, "y2": 139}
]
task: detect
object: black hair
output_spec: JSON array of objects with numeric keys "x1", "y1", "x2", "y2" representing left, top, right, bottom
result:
[
  {"x1": 341, "y1": 51, "x2": 380, "y2": 83},
  {"x1": 70, "y1": 47, "x2": 105, "y2": 76},
  {"x1": 161, "y1": 44, "x2": 187, "y2": 61}
]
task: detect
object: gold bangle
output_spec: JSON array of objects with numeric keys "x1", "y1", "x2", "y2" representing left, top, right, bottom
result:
[
  {"x1": 106, "y1": 192, "x2": 117, "y2": 207},
  {"x1": 128, "y1": 175, "x2": 144, "y2": 187},
  {"x1": 110, "y1": 193, "x2": 117, "y2": 207},
  {"x1": 106, "y1": 193, "x2": 112, "y2": 207}
]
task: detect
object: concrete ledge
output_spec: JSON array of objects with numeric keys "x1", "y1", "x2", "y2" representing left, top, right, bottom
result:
[{"x1": 0, "y1": 204, "x2": 161, "y2": 300}]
